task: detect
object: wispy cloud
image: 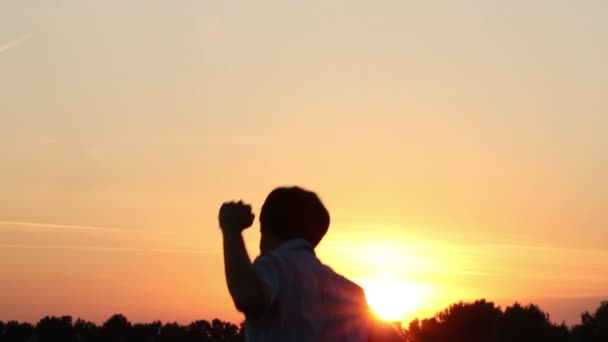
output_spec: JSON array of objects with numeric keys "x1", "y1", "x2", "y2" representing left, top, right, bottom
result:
[
  {"x1": 0, "y1": 222, "x2": 216, "y2": 254},
  {"x1": 489, "y1": 242, "x2": 608, "y2": 256},
  {"x1": 0, "y1": 34, "x2": 32, "y2": 55},
  {"x1": 142, "y1": 135, "x2": 289, "y2": 146},
  {"x1": 0, "y1": 243, "x2": 220, "y2": 254},
  {"x1": 0, "y1": 220, "x2": 137, "y2": 233}
]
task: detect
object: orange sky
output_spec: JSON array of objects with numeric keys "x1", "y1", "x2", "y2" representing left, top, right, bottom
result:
[{"x1": 1, "y1": 0, "x2": 607, "y2": 326}]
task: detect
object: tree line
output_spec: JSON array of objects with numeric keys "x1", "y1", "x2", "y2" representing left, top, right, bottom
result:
[
  {"x1": 0, "y1": 316, "x2": 242, "y2": 342},
  {"x1": 402, "y1": 299, "x2": 608, "y2": 342},
  {"x1": 1, "y1": 299, "x2": 606, "y2": 341}
]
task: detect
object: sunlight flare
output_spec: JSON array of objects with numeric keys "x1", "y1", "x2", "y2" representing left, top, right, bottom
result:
[{"x1": 358, "y1": 278, "x2": 429, "y2": 322}]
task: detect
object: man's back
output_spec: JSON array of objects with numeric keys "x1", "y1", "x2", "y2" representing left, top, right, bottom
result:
[{"x1": 246, "y1": 239, "x2": 370, "y2": 342}]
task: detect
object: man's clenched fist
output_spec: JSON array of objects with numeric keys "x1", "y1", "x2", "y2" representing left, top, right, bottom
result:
[{"x1": 219, "y1": 201, "x2": 255, "y2": 233}]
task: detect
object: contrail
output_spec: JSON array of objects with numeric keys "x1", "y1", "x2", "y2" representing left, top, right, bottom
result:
[
  {"x1": 0, "y1": 34, "x2": 32, "y2": 55},
  {"x1": 0, "y1": 220, "x2": 138, "y2": 233}
]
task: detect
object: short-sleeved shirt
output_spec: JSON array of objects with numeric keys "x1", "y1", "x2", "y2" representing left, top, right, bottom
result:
[{"x1": 246, "y1": 239, "x2": 370, "y2": 342}]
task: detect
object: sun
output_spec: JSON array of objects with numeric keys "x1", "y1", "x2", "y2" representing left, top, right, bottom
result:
[{"x1": 359, "y1": 279, "x2": 428, "y2": 322}]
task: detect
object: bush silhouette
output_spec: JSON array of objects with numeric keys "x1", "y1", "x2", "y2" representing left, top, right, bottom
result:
[
  {"x1": 572, "y1": 301, "x2": 608, "y2": 342},
  {"x1": 1, "y1": 300, "x2": 607, "y2": 341}
]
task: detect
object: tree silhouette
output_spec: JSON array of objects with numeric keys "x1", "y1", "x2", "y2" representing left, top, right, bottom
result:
[
  {"x1": 130, "y1": 321, "x2": 161, "y2": 342},
  {"x1": 405, "y1": 300, "x2": 503, "y2": 342},
  {"x1": 73, "y1": 318, "x2": 101, "y2": 342},
  {"x1": 406, "y1": 317, "x2": 443, "y2": 342},
  {"x1": 404, "y1": 299, "x2": 577, "y2": 342},
  {"x1": 501, "y1": 303, "x2": 571, "y2": 342},
  {"x1": 0, "y1": 315, "x2": 246, "y2": 342},
  {"x1": 572, "y1": 301, "x2": 608, "y2": 342},
  {"x1": 437, "y1": 299, "x2": 503, "y2": 342},
  {"x1": 2, "y1": 321, "x2": 35, "y2": 342},
  {"x1": 2, "y1": 300, "x2": 608, "y2": 341},
  {"x1": 158, "y1": 322, "x2": 188, "y2": 342},
  {"x1": 101, "y1": 314, "x2": 131, "y2": 342},
  {"x1": 187, "y1": 320, "x2": 214, "y2": 341},
  {"x1": 36, "y1": 315, "x2": 76, "y2": 342},
  {"x1": 209, "y1": 319, "x2": 242, "y2": 342}
]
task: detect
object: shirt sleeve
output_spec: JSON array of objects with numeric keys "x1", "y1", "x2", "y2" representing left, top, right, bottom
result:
[{"x1": 252, "y1": 254, "x2": 282, "y2": 310}]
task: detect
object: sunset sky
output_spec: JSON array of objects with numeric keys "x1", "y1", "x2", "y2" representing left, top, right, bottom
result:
[{"x1": 1, "y1": 0, "x2": 607, "y2": 326}]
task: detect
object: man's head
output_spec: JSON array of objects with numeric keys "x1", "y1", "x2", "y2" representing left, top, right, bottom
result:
[{"x1": 259, "y1": 186, "x2": 330, "y2": 253}]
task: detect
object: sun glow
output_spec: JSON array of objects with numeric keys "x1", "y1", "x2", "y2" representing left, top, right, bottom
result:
[{"x1": 359, "y1": 279, "x2": 429, "y2": 322}]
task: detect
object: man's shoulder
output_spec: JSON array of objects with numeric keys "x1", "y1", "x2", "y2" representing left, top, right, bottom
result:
[
  {"x1": 317, "y1": 263, "x2": 366, "y2": 298},
  {"x1": 252, "y1": 239, "x2": 313, "y2": 268},
  {"x1": 334, "y1": 270, "x2": 365, "y2": 293}
]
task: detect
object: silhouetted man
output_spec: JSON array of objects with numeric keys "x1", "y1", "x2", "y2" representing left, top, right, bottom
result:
[{"x1": 219, "y1": 186, "x2": 403, "y2": 341}]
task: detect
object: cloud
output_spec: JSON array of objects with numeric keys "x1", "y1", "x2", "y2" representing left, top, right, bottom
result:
[
  {"x1": 0, "y1": 221, "x2": 217, "y2": 254},
  {"x1": 0, "y1": 34, "x2": 32, "y2": 55},
  {"x1": 0, "y1": 243, "x2": 219, "y2": 255},
  {"x1": 144, "y1": 135, "x2": 289, "y2": 146},
  {"x1": 489, "y1": 242, "x2": 608, "y2": 256},
  {"x1": 0, "y1": 220, "x2": 137, "y2": 233}
]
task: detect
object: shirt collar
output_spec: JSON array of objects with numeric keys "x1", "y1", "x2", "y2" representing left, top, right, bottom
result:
[{"x1": 278, "y1": 238, "x2": 314, "y2": 254}]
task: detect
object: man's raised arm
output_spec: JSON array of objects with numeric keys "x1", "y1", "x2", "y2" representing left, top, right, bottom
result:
[{"x1": 219, "y1": 201, "x2": 270, "y2": 315}]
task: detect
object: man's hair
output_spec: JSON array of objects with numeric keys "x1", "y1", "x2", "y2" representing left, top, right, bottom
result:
[{"x1": 259, "y1": 186, "x2": 330, "y2": 247}]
